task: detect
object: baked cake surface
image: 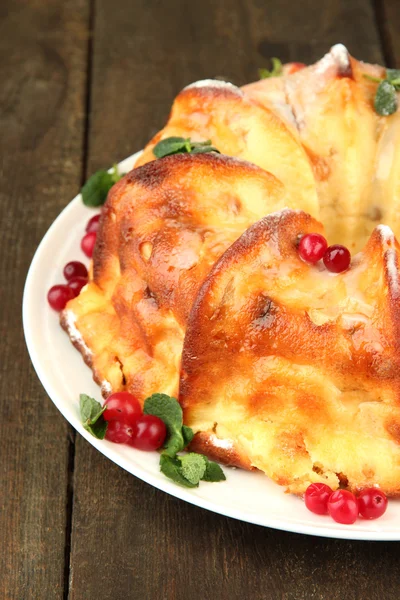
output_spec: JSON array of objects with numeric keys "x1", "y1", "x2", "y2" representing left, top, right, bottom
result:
[
  {"x1": 62, "y1": 152, "x2": 296, "y2": 399},
  {"x1": 61, "y1": 44, "x2": 400, "y2": 494},
  {"x1": 137, "y1": 44, "x2": 400, "y2": 253},
  {"x1": 181, "y1": 210, "x2": 400, "y2": 494}
]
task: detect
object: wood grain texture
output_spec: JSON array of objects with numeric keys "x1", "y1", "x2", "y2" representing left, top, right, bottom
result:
[
  {"x1": 380, "y1": 0, "x2": 400, "y2": 67},
  {"x1": 67, "y1": 2, "x2": 400, "y2": 600},
  {"x1": 0, "y1": 0, "x2": 89, "y2": 598},
  {"x1": 85, "y1": 0, "x2": 383, "y2": 174}
]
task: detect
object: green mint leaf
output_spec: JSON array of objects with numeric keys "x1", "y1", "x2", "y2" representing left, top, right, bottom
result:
[
  {"x1": 79, "y1": 394, "x2": 108, "y2": 439},
  {"x1": 81, "y1": 165, "x2": 123, "y2": 207},
  {"x1": 389, "y1": 78, "x2": 400, "y2": 91},
  {"x1": 190, "y1": 145, "x2": 220, "y2": 154},
  {"x1": 202, "y1": 458, "x2": 226, "y2": 482},
  {"x1": 386, "y1": 69, "x2": 400, "y2": 85},
  {"x1": 86, "y1": 419, "x2": 108, "y2": 440},
  {"x1": 259, "y1": 68, "x2": 271, "y2": 79},
  {"x1": 153, "y1": 137, "x2": 190, "y2": 158},
  {"x1": 180, "y1": 453, "x2": 207, "y2": 485},
  {"x1": 259, "y1": 57, "x2": 282, "y2": 79},
  {"x1": 374, "y1": 80, "x2": 398, "y2": 116},
  {"x1": 110, "y1": 164, "x2": 122, "y2": 184},
  {"x1": 191, "y1": 139, "x2": 212, "y2": 147},
  {"x1": 143, "y1": 393, "x2": 185, "y2": 457},
  {"x1": 362, "y1": 73, "x2": 383, "y2": 84},
  {"x1": 159, "y1": 454, "x2": 197, "y2": 488},
  {"x1": 79, "y1": 393, "x2": 106, "y2": 424},
  {"x1": 182, "y1": 425, "x2": 194, "y2": 447},
  {"x1": 153, "y1": 137, "x2": 220, "y2": 159}
]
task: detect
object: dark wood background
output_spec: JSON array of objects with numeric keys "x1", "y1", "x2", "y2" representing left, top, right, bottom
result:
[{"x1": 2, "y1": 1, "x2": 400, "y2": 598}]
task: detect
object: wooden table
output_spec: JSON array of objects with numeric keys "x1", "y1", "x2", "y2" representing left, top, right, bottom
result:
[{"x1": 2, "y1": 1, "x2": 400, "y2": 598}]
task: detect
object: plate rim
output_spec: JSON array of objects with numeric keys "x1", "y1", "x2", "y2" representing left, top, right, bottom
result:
[{"x1": 22, "y1": 151, "x2": 400, "y2": 541}]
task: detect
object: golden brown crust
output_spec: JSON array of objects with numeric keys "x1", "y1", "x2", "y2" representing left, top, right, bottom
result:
[
  {"x1": 188, "y1": 432, "x2": 256, "y2": 471},
  {"x1": 61, "y1": 153, "x2": 291, "y2": 403},
  {"x1": 135, "y1": 80, "x2": 319, "y2": 220},
  {"x1": 180, "y1": 210, "x2": 400, "y2": 495},
  {"x1": 60, "y1": 309, "x2": 110, "y2": 397},
  {"x1": 138, "y1": 46, "x2": 400, "y2": 253}
]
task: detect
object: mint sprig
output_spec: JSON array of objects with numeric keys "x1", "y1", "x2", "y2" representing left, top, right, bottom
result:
[
  {"x1": 79, "y1": 391, "x2": 225, "y2": 486},
  {"x1": 387, "y1": 69, "x2": 400, "y2": 87},
  {"x1": 152, "y1": 137, "x2": 220, "y2": 159},
  {"x1": 79, "y1": 393, "x2": 108, "y2": 439},
  {"x1": 180, "y1": 453, "x2": 207, "y2": 484},
  {"x1": 182, "y1": 425, "x2": 194, "y2": 446},
  {"x1": 203, "y1": 458, "x2": 226, "y2": 482},
  {"x1": 363, "y1": 70, "x2": 399, "y2": 116},
  {"x1": 81, "y1": 164, "x2": 123, "y2": 207},
  {"x1": 375, "y1": 81, "x2": 398, "y2": 116},
  {"x1": 143, "y1": 393, "x2": 186, "y2": 457},
  {"x1": 259, "y1": 57, "x2": 283, "y2": 80},
  {"x1": 144, "y1": 393, "x2": 226, "y2": 487},
  {"x1": 160, "y1": 455, "x2": 198, "y2": 488}
]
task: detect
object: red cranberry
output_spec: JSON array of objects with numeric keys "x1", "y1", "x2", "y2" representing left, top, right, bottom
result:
[
  {"x1": 67, "y1": 276, "x2": 88, "y2": 297},
  {"x1": 47, "y1": 284, "x2": 75, "y2": 311},
  {"x1": 105, "y1": 420, "x2": 136, "y2": 444},
  {"x1": 103, "y1": 392, "x2": 142, "y2": 426},
  {"x1": 130, "y1": 415, "x2": 167, "y2": 451},
  {"x1": 327, "y1": 490, "x2": 359, "y2": 524},
  {"x1": 63, "y1": 261, "x2": 88, "y2": 281},
  {"x1": 298, "y1": 233, "x2": 328, "y2": 263},
  {"x1": 323, "y1": 245, "x2": 351, "y2": 273},
  {"x1": 86, "y1": 214, "x2": 101, "y2": 233},
  {"x1": 304, "y1": 483, "x2": 332, "y2": 515},
  {"x1": 358, "y1": 488, "x2": 388, "y2": 520},
  {"x1": 81, "y1": 232, "x2": 97, "y2": 258}
]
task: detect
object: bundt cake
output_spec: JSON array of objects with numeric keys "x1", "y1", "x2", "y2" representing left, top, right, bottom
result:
[{"x1": 62, "y1": 44, "x2": 400, "y2": 495}]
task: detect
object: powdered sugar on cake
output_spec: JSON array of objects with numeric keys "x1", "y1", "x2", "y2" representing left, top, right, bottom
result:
[
  {"x1": 63, "y1": 309, "x2": 92, "y2": 354},
  {"x1": 315, "y1": 43, "x2": 350, "y2": 76},
  {"x1": 209, "y1": 433, "x2": 234, "y2": 450},
  {"x1": 101, "y1": 379, "x2": 112, "y2": 396},
  {"x1": 184, "y1": 79, "x2": 243, "y2": 96},
  {"x1": 377, "y1": 225, "x2": 400, "y2": 293}
]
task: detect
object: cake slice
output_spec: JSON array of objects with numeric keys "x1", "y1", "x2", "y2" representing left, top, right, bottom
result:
[
  {"x1": 61, "y1": 153, "x2": 306, "y2": 400},
  {"x1": 180, "y1": 209, "x2": 400, "y2": 495}
]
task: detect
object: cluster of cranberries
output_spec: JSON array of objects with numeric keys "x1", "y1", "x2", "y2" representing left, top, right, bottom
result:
[
  {"x1": 298, "y1": 233, "x2": 351, "y2": 273},
  {"x1": 47, "y1": 214, "x2": 101, "y2": 311},
  {"x1": 103, "y1": 391, "x2": 167, "y2": 450},
  {"x1": 304, "y1": 483, "x2": 388, "y2": 524}
]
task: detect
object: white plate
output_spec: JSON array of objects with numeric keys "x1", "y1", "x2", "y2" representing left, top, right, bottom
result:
[{"x1": 23, "y1": 152, "x2": 400, "y2": 541}]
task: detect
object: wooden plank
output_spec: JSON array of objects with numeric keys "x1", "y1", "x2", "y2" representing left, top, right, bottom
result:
[
  {"x1": 69, "y1": 2, "x2": 398, "y2": 599},
  {"x1": 0, "y1": 0, "x2": 89, "y2": 598},
  {"x1": 380, "y1": 0, "x2": 400, "y2": 67}
]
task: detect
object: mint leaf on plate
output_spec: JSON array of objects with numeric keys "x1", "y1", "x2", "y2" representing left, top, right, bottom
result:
[
  {"x1": 202, "y1": 458, "x2": 226, "y2": 482},
  {"x1": 79, "y1": 393, "x2": 108, "y2": 439},
  {"x1": 143, "y1": 393, "x2": 185, "y2": 457},
  {"x1": 180, "y1": 453, "x2": 207, "y2": 485},
  {"x1": 81, "y1": 164, "x2": 123, "y2": 207},
  {"x1": 159, "y1": 454, "x2": 197, "y2": 488},
  {"x1": 182, "y1": 425, "x2": 194, "y2": 446}
]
